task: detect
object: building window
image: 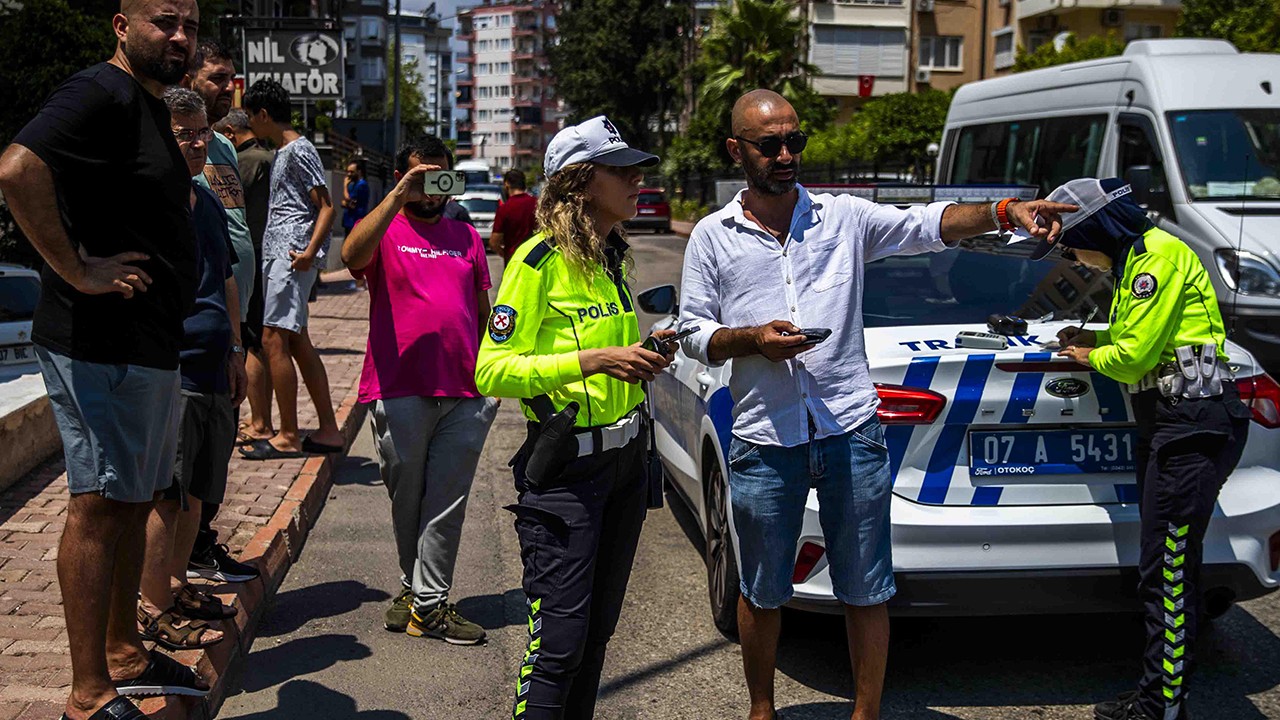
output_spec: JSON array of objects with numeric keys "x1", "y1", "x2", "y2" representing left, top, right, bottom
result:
[
  {"x1": 497, "y1": 62, "x2": 511, "y2": 74},
  {"x1": 499, "y1": 38, "x2": 512, "y2": 50},
  {"x1": 810, "y1": 26, "x2": 907, "y2": 78},
  {"x1": 1125, "y1": 23, "x2": 1163, "y2": 41},
  {"x1": 360, "y1": 58, "x2": 385, "y2": 82},
  {"x1": 360, "y1": 17, "x2": 384, "y2": 42},
  {"x1": 498, "y1": 14, "x2": 512, "y2": 28},
  {"x1": 919, "y1": 36, "x2": 962, "y2": 71},
  {"x1": 993, "y1": 28, "x2": 1015, "y2": 70}
]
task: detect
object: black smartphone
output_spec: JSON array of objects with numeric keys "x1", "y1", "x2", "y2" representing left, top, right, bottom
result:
[
  {"x1": 642, "y1": 325, "x2": 699, "y2": 354},
  {"x1": 796, "y1": 327, "x2": 832, "y2": 347}
]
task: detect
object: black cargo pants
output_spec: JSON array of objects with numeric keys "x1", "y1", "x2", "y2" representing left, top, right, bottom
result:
[
  {"x1": 506, "y1": 431, "x2": 647, "y2": 720},
  {"x1": 1131, "y1": 385, "x2": 1250, "y2": 720}
]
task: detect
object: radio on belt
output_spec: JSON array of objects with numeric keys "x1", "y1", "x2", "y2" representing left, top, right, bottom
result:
[{"x1": 955, "y1": 330, "x2": 1009, "y2": 350}]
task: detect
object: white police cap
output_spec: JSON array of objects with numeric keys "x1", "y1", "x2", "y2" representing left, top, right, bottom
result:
[{"x1": 543, "y1": 115, "x2": 659, "y2": 178}]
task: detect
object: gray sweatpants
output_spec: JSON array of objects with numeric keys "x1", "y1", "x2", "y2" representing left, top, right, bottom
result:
[{"x1": 370, "y1": 395, "x2": 498, "y2": 612}]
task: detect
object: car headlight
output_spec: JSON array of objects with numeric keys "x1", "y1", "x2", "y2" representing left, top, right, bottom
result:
[{"x1": 1214, "y1": 249, "x2": 1280, "y2": 297}]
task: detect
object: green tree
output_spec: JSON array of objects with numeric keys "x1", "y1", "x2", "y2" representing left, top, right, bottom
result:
[
  {"x1": 1013, "y1": 32, "x2": 1126, "y2": 72},
  {"x1": 1, "y1": 0, "x2": 115, "y2": 266},
  {"x1": 549, "y1": 0, "x2": 686, "y2": 152},
  {"x1": 665, "y1": 0, "x2": 832, "y2": 178},
  {"x1": 1178, "y1": 0, "x2": 1280, "y2": 52},
  {"x1": 385, "y1": 47, "x2": 435, "y2": 140},
  {"x1": 805, "y1": 89, "x2": 951, "y2": 174}
]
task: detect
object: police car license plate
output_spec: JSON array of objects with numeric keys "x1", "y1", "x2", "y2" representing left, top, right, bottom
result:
[
  {"x1": 0, "y1": 344, "x2": 33, "y2": 365},
  {"x1": 968, "y1": 427, "x2": 1138, "y2": 476}
]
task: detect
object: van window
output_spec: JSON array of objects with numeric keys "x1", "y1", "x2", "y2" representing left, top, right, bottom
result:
[
  {"x1": 1116, "y1": 114, "x2": 1173, "y2": 202},
  {"x1": 1166, "y1": 109, "x2": 1280, "y2": 201},
  {"x1": 950, "y1": 115, "x2": 1107, "y2": 195}
]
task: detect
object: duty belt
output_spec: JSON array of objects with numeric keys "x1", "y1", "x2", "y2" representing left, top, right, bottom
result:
[
  {"x1": 1127, "y1": 344, "x2": 1228, "y2": 399},
  {"x1": 571, "y1": 409, "x2": 643, "y2": 457}
]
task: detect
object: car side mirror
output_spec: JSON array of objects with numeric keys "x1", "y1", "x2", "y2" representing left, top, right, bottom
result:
[
  {"x1": 637, "y1": 284, "x2": 678, "y2": 315},
  {"x1": 1124, "y1": 165, "x2": 1175, "y2": 219}
]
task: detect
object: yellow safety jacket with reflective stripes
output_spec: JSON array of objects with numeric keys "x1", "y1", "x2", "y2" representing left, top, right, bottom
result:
[
  {"x1": 475, "y1": 231, "x2": 645, "y2": 427},
  {"x1": 1091, "y1": 226, "x2": 1229, "y2": 385}
]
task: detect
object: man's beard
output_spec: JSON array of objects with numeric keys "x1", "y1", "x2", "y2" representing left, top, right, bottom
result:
[
  {"x1": 125, "y1": 40, "x2": 189, "y2": 85},
  {"x1": 744, "y1": 157, "x2": 800, "y2": 196},
  {"x1": 407, "y1": 199, "x2": 447, "y2": 219}
]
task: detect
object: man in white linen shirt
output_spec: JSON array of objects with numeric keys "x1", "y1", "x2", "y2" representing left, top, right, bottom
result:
[{"x1": 677, "y1": 89, "x2": 1076, "y2": 720}]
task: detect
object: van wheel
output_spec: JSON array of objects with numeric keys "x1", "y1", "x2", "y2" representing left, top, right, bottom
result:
[{"x1": 704, "y1": 456, "x2": 740, "y2": 639}]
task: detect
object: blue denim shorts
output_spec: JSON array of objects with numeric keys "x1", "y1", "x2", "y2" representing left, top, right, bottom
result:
[
  {"x1": 37, "y1": 346, "x2": 181, "y2": 503},
  {"x1": 726, "y1": 416, "x2": 896, "y2": 609}
]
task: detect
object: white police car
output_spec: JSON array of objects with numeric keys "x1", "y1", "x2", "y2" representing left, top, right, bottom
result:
[{"x1": 638, "y1": 195, "x2": 1280, "y2": 636}]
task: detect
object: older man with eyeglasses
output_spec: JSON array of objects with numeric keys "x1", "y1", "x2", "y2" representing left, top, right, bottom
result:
[{"x1": 677, "y1": 89, "x2": 1078, "y2": 720}]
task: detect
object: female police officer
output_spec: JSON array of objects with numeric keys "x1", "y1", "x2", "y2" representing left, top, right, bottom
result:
[
  {"x1": 1027, "y1": 178, "x2": 1252, "y2": 720},
  {"x1": 475, "y1": 116, "x2": 675, "y2": 720}
]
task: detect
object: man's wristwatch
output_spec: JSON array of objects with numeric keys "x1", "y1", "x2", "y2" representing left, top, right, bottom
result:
[{"x1": 231, "y1": 344, "x2": 246, "y2": 355}]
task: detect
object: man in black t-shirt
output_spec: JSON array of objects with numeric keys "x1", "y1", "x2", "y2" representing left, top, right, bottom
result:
[{"x1": 0, "y1": 0, "x2": 207, "y2": 717}]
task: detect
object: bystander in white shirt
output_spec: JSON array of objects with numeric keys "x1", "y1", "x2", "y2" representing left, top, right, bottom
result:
[{"x1": 678, "y1": 185, "x2": 955, "y2": 447}]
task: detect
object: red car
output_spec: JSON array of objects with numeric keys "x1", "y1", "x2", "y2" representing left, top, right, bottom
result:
[{"x1": 624, "y1": 188, "x2": 671, "y2": 233}]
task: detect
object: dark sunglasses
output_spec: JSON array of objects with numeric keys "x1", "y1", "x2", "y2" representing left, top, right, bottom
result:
[{"x1": 734, "y1": 131, "x2": 808, "y2": 158}]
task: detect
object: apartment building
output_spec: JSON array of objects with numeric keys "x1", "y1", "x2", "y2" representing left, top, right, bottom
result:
[
  {"x1": 455, "y1": 0, "x2": 559, "y2": 172},
  {"x1": 342, "y1": 0, "x2": 389, "y2": 115},
  {"x1": 1011, "y1": 0, "x2": 1181, "y2": 61},
  {"x1": 396, "y1": 10, "x2": 455, "y2": 140},
  {"x1": 805, "y1": 0, "x2": 912, "y2": 120}
]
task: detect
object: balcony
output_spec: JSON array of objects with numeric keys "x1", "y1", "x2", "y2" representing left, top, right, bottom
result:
[
  {"x1": 513, "y1": 24, "x2": 540, "y2": 37},
  {"x1": 513, "y1": 74, "x2": 537, "y2": 84},
  {"x1": 457, "y1": 54, "x2": 475, "y2": 64},
  {"x1": 456, "y1": 99, "x2": 475, "y2": 109},
  {"x1": 456, "y1": 76, "x2": 475, "y2": 86},
  {"x1": 513, "y1": 51, "x2": 537, "y2": 61},
  {"x1": 456, "y1": 30, "x2": 474, "y2": 41},
  {"x1": 1017, "y1": 0, "x2": 1181, "y2": 18}
]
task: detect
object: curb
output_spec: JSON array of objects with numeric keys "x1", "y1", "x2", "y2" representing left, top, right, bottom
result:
[{"x1": 137, "y1": 379, "x2": 368, "y2": 720}]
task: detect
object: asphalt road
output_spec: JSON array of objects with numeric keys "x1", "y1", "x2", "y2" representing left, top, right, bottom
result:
[{"x1": 219, "y1": 233, "x2": 1280, "y2": 720}]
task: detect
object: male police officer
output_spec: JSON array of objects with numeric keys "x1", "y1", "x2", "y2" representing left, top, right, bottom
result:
[{"x1": 1030, "y1": 178, "x2": 1252, "y2": 720}]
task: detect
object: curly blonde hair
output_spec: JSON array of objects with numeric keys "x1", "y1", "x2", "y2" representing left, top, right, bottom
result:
[{"x1": 535, "y1": 163, "x2": 629, "y2": 279}]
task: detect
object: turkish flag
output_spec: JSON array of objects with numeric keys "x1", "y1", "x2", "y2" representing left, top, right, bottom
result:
[{"x1": 858, "y1": 74, "x2": 875, "y2": 98}]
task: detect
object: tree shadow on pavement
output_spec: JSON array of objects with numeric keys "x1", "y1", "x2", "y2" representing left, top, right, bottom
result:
[
  {"x1": 223, "y1": 679, "x2": 411, "y2": 720},
  {"x1": 774, "y1": 601, "x2": 1280, "y2": 720},
  {"x1": 255, "y1": 580, "x2": 390, "y2": 638},
  {"x1": 232, "y1": 634, "x2": 374, "y2": 694},
  {"x1": 453, "y1": 587, "x2": 527, "y2": 631}
]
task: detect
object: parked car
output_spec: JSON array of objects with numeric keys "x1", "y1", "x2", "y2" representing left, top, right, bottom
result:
[
  {"x1": 624, "y1": 189, "x2": 671, "y2": 233},
  {"x1": 455, "y1": 191, "x2": 502, "y2": 240},
  {"x1": 0, "y1": 265, "x2": 42, "y2": 372},
  {"x1": 640, "y1": 229, "x2": 1280, "y2": 637}
]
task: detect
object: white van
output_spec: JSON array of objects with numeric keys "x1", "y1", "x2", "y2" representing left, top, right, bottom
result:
[
  {"x1": 454, "y1": 159, "x2": 494, "y2": 187},
  {"x1": 938, "y1": 38, "x2": 1280, "y2": 373}
]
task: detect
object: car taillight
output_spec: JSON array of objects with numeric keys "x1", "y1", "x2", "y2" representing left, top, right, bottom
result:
[
  {"x1": 1270, "y1": 531, "x2": 1280, "y2": 573},
  {"x1": 875, "y1": 384, "x2": 947, "y2": 425},
  {"x1": 1235, "y1": 374, "x2": 1280, "y2": 429},
  {"x1": 792, "y1": 542, "x2": 825, "y2": 584}
]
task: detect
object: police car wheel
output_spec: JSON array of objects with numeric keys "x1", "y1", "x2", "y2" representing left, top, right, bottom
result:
[{"x1": 704, "y1": 455, "x2": 740, "y2": 639}]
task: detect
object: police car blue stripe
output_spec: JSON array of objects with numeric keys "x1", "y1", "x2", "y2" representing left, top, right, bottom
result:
[
  {"x1": 919, "y1": 354, "x2": 995, "y2": 505},
  {"x1": 886, "y1": 356, "x2": 940, "y2": 485},
  {"x1": 1091, "y1": 371, "x2": 1130, "y2": 423},
  {"x1": 1114, "y1": 483, "x2": 1140, "y2": 504},
  {"x1": 971, "y1": 352, "x2": 1054, "y2": 506}
]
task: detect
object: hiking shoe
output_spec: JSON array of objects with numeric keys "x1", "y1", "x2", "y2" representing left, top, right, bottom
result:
[
  {"x1": 406, "y1": 602, "x2": 486, "y2": 645},
  {"x1": 384, "y1": 588, "x2": 413, "y2": 632},
  {"x1": 187, "y1": 542, "x2": 259, "y2": 583}
]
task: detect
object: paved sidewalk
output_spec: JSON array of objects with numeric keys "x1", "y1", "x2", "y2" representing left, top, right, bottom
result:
[{"x1": 0, "y1": 274, "x2": 369, "y2": 720}]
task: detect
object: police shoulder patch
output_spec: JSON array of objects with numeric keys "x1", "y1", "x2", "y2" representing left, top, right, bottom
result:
[
  {"x1": 488, "y1": 304, "x2": 518, "y2": 343},
  {"x1": 1132, "y1": 272, "x2": 1158, "y2": 299}
]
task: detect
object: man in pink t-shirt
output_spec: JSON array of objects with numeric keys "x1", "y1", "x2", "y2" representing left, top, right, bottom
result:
[{"x1": 341, "y1": 136, "x2": 498, "y2": 644}]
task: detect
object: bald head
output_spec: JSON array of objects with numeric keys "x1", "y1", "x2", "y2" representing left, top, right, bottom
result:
[{"x1": 731, "y1": 89, "x2": 796, "y2": 137}]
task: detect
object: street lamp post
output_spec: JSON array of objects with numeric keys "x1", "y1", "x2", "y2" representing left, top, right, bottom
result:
[{"x1": 392, "y1": 0, "x2": 402, "y2": 154}]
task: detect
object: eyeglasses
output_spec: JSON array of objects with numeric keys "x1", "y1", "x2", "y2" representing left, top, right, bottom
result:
[
  {"x1": 734, "y1": 131, "x2": 808, "y2": 158},
  {"x1": 173, "y1": 127, "x2": 213, "y2": 144}
]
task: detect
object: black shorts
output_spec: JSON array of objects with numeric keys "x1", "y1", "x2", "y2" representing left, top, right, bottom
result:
[{"x1": 164, "y1": 391, "x2": 236, "y2": 505}]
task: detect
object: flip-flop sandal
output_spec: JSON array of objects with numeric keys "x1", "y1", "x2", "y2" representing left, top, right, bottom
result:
[
  {"x1": 136, "y1": 603, "x2": 223, "y2": 652},
  {"x1": 114, "y1": 649, "x2": 210, "y2": 697},
  {"x1": 302, "y1": 435, "x2": 344, "y2": 454},
  {"x1": 60, "y1": 695, "x2": 148, "y2": 720},
  {"x1": 175, "y1": 584, "x2": 238, "y2": 620},
  {"x1": 238, "y1": 439, "x2": 306, "y2": 460}
]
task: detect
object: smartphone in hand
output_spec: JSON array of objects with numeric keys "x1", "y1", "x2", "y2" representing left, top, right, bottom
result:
[
  {"x1": 796, "y1": 328, "x2": 832, "y2": 347},
  {"x1": 642, "y1": 326, "x2": 699, "y2": 355}
]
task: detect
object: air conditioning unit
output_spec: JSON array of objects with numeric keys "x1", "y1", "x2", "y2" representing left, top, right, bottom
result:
[
  {"x1": 915, "y1": 68, "x2": 932, "y2": 83},
  {"x1": 916, "y1": 0, "x2": 935, "y2": 11},
  {"x1": 1101, "y1": 8, "x2": 1123, "y2": 27}
]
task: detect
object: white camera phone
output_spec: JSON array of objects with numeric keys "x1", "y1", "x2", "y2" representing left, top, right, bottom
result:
[{"x1": 421, "y1": 170, "x2": 466, "y2": 196}]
